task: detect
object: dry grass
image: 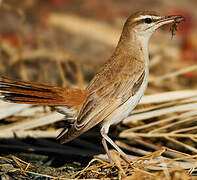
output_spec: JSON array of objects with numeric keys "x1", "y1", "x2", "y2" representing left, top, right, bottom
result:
[
  {"x1": 0, "y1": 0, "x2": 197, "y2": 179},
  {"x1": 1, "y1": 149, "x2": 197, "y2": 179}
]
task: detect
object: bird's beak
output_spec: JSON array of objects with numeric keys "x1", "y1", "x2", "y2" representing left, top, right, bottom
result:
[{"x1": 157, "y1": 15, "x2": 185, "y2": 25}]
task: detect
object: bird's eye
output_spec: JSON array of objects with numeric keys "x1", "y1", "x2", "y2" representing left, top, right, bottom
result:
[{"x1": 144, "y1": 18, "x2": 152, "y2": 24}]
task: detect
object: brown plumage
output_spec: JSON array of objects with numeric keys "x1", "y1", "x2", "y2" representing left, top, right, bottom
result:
[
  {"x1": 0, "y1": 11, "x2": 184, "y2": 162},
  {"x1": 0, "y1": 76, "x2": 87, "y2": 110}
]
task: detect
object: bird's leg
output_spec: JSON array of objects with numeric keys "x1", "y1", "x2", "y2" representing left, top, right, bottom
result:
[
  {"x1": 101, "y1": 136, "x2": 113, "y2": 163},
  {"x1": 101, "y1": 126, "x2": 127, "y2": 162}
]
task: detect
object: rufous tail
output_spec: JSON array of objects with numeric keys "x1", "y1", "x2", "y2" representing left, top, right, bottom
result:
[{"x1": 0, "y1": 76, "x2": 87, "y2": 107}]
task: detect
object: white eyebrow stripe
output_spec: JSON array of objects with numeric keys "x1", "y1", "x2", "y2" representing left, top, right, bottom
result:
[{"x1": 134, "y1": 15, "x2": 161, "y2": 22}]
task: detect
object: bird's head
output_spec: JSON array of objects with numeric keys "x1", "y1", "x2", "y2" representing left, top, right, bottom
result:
[{"x1": 124, "y1": 11, "x2": 184, "y2": 41}]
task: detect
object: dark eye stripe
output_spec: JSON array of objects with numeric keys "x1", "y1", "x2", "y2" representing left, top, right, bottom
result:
[
  {"x1": 144, "y1": 18, "x2": 152, "y2": 24},
  {"x1": 131, "y1": 16, "x2": 160, "y2": 27}
]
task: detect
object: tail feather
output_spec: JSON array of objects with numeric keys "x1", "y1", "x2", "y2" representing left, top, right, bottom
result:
[{"x1": 0, "y1": 76, "x2": 88, "y2": 107}]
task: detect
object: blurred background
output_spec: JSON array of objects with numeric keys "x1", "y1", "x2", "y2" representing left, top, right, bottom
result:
[
  {"x1": 0, "y1": 0, "x2": 197, "y2": 179},
  {"x1": 0, "y1": 0, "x2": 196, "y2": 90}
]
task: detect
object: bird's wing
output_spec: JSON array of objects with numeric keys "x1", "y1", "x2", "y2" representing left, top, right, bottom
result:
[{"x1": 59, "y1": 61, "x2": 145, "y2": 143}]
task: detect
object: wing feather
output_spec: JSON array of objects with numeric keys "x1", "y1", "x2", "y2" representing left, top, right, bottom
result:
[{"x1": 59, "y1": 59, "x2": 146, "y2": 143}]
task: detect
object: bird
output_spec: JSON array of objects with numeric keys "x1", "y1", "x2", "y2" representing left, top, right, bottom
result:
[{"x1": 0, "y1": 11, "x2": 184, "y2": 162}]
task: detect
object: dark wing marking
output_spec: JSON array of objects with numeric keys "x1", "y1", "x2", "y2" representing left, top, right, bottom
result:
[{"x1": 59, "y1": 65, "x2": 146, "y2": 143}]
